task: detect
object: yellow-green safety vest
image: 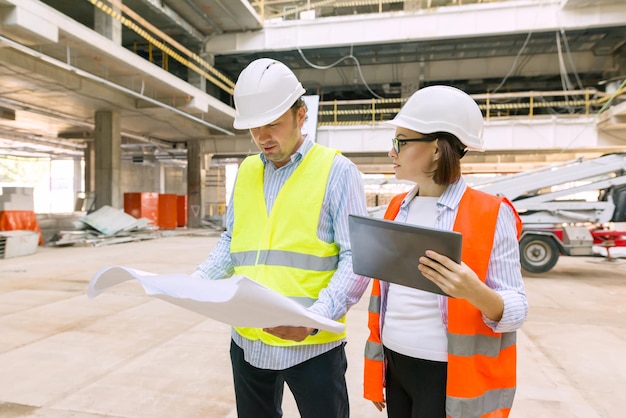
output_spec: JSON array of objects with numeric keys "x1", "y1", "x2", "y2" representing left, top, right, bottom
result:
[{"x1": 231, "y1": 144, "x2": 346, "y2": 346}]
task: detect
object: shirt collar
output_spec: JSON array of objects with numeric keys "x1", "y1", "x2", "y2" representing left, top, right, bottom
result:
[{"x1": 401, "y1": 177, "x2": 467, "y2": 210}]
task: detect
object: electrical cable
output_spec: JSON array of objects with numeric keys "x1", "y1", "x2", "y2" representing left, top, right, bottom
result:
[
  {"x1": 556, "y1": 31, "x2": 576, "y2": 114},
  {"x1": 557, "y1": 32, "x2": 575, "y2": 92},
  {"x1": 490, "y1": 31, "x2": 533, "y2": 94},
  {"x1": 560, "y1": 28, "x2": 584, "y2": 90},
  {"x1": 597, "y1": 78, "x2": 626, "y2": 115},
  {"x1": 491, "y1": 0, "x2": 550, "y2": 94},
  {"x1": 297, "y1": 47, "x2": 384, "y2": 99}
]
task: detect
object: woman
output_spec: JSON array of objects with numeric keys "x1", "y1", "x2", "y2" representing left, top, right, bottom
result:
[{"x1": 363, "y1": 85, "x2": 528, "y2": 418}]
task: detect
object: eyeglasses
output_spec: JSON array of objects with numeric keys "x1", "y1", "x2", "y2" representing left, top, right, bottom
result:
[{"x1": 392, "y1": 135, "x2": 437, "y2": 154}]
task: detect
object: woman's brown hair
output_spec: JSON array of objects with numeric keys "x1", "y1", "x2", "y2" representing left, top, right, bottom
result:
[{"x1": 430, "y1": 132, "x2": 466, "y2": 185}]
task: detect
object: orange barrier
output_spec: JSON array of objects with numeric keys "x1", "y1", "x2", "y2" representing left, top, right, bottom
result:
[
  {"x1": 158, "y1": 194, "x2": 177, "y2": 229},
  {"x1": 0, "y1": 210, "x2": 43, "y2": 244},
  {"x1": 123, "y1": 192, "x2": 186, "y2": 230},
  {"x1": 123, "y1": 192, "x2": 159, "y2": 223},
  {"x1": 177, "y1": 195, "x2": 187, "y2": 227}
]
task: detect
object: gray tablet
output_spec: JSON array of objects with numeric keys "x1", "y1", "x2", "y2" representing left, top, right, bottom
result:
[{"x1": 348, "y1": 214, "x2": 462, "y2": 296}]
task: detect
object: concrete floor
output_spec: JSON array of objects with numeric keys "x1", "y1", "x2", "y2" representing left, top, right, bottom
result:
[{"x1": 0, "y1": 231, "x2": 625, "y2": 418}]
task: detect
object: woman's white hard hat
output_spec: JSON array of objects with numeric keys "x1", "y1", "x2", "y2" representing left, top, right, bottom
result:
[
  {"x1": 233, "y1": 58, "x2": 306, "y2": 130},
  {"x1": 387, "y1": 85, "x2": 485, "y2": 151}
]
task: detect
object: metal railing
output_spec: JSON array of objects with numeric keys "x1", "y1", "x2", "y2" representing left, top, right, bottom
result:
[
  {"x1": 249, "y1": 0, "x2": 503, "y2": 21},
  {"x1": 86, "y1": 0, "x2": 236, "y2": 95},
  {"x1": 316, "y1": 88, "x2": 626, "y2": 125},
  {"x1": 82, "y1": 0, "x2": 626, "y2": 127}
]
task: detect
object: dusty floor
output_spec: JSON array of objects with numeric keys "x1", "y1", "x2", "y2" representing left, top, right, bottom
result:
[{"x1": 0, "y1": 231, "x2": 624, "y2": 418}]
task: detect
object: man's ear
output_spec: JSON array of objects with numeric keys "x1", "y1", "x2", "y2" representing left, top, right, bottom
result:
[{"x1": 297, "y1": 106, "x2": 306, "y2": 126}]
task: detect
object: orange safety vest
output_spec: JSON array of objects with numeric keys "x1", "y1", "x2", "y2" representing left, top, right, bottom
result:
[{"x1": 363, "y1": 187, "x2": 522, "y2": 418}]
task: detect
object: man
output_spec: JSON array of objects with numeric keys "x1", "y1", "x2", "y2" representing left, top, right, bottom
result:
[{"x1": 193, "y1": 58, "x2": 369, "y2": 418}]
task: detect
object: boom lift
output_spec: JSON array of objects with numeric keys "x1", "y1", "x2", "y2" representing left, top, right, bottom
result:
[{"x1": 473, "y1": 153, "x2": 626, "y2": 273}]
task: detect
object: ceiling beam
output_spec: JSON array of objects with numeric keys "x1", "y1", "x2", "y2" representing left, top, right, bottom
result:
[
  {"x1": 206, "y1": 1, "x2": 626, "y2": 54},
  {"x1": 131, "y1": 0, "x2": 206, "y2": 42}
]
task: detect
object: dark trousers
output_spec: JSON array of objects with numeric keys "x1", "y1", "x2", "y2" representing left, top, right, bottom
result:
[
  {"x1": 384, "y1": 346, "x2": 447, "y2": 418},
  {"x1": 229, "y1": 339, "x2": 349, "y2": 418}
]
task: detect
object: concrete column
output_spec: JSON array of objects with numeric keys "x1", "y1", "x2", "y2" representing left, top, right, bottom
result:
[
  {"x1": 157, "y1": 163, "x2": 165, "y2": 194},
  {"x1": 84, "y1": 141, "x2": 95, "y2": 194},
  {"x1": 94, "y1": 1, "x2": 122, "y2": 45},
  {"x1": 73, "y1": 157, "x2": 82, "y2": 211},
  {"x1": 94, "y1": 111, "x2": 121, "y2": 209},
  {"x1": 187, "y1": 140, "x2": 204, "y2": 228},
  {"x1": 188, "y1": 53, "x2": 207, "y2": 92}
]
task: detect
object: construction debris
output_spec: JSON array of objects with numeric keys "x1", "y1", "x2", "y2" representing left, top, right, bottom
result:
[
  {"x1": 46, "y1": 206, "x2": 159, "y2": 247},
  {"x1": 43, "y1": 206, "x2": 223, "y2": 248}
]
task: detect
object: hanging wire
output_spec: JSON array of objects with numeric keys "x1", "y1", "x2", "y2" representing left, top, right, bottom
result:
[
  {"x1": 491, "y1": 0, "x2": 551, "y2": 94},
  {"x1": 490, "y1": 31, "x2": 533, "y2": 95},
  {"x1": 556, "y1": 31, "x2": 577, "y2": 114},
  {"x1": 560, "y1": 28, "x2": 584, "y2": 90},
  {"x1": 597, "y1": 78, "x2": 626, "y2": 115},
  {"x1": 557, "y1": 32, "x2": 575, "y2": 92},
  {"x1": 297, "y1": 47, "x2": 384, "y2": 99}
]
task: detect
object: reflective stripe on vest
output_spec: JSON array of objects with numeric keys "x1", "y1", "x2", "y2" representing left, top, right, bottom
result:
[
  {"x1": 447, "y1": 332, "x2": 516, "y2": 357},
  {"x1": 447, "y1": 388, "x2": 515, "y2": 418},
  {"x1": 363, "y1": 188, "x2": 522, "y2": 418},
  {"x1": 364, "y1": 339, "x2": 383, "y2": 361},
  {"x1": 230, "y1": 144, "x2": 346, "y2": 346},
  {"x1": 363, "y1": 251, "x2": 387, "y2": 402},
  {"x1": 231, "y1": 249, "x2": 339, "y2": 272}
]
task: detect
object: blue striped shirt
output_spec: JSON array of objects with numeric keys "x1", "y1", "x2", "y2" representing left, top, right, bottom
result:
[
  {"x1": 194, "y1": 138, "x2": 370, "y2": 369},
  {"x1": 378, "y1": 178, "x2": 528, "y2": 334}
]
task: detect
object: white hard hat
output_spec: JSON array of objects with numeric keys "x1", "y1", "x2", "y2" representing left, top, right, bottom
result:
[
  {"x1": 233, "y1": 58, "x2": 306, "y2": 129},
  {"x1": 388, "y1": 85, "x2": 485, "y2": 151}
]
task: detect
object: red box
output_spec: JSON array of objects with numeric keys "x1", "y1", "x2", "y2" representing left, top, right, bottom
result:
[
  {"x1": 158, "y1": 194, "x2": 178, "y2": 229},
  {"x1": 124, "y1": 193, "x2": 159, "y2": 223},
  {"x1": 177, "y1": 195, "x2": 187, "y2": 227}
]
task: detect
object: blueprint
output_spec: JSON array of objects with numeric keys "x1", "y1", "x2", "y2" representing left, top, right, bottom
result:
[{"x1": 88, "y1": 266, "x2": 345, "y2": 334}]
